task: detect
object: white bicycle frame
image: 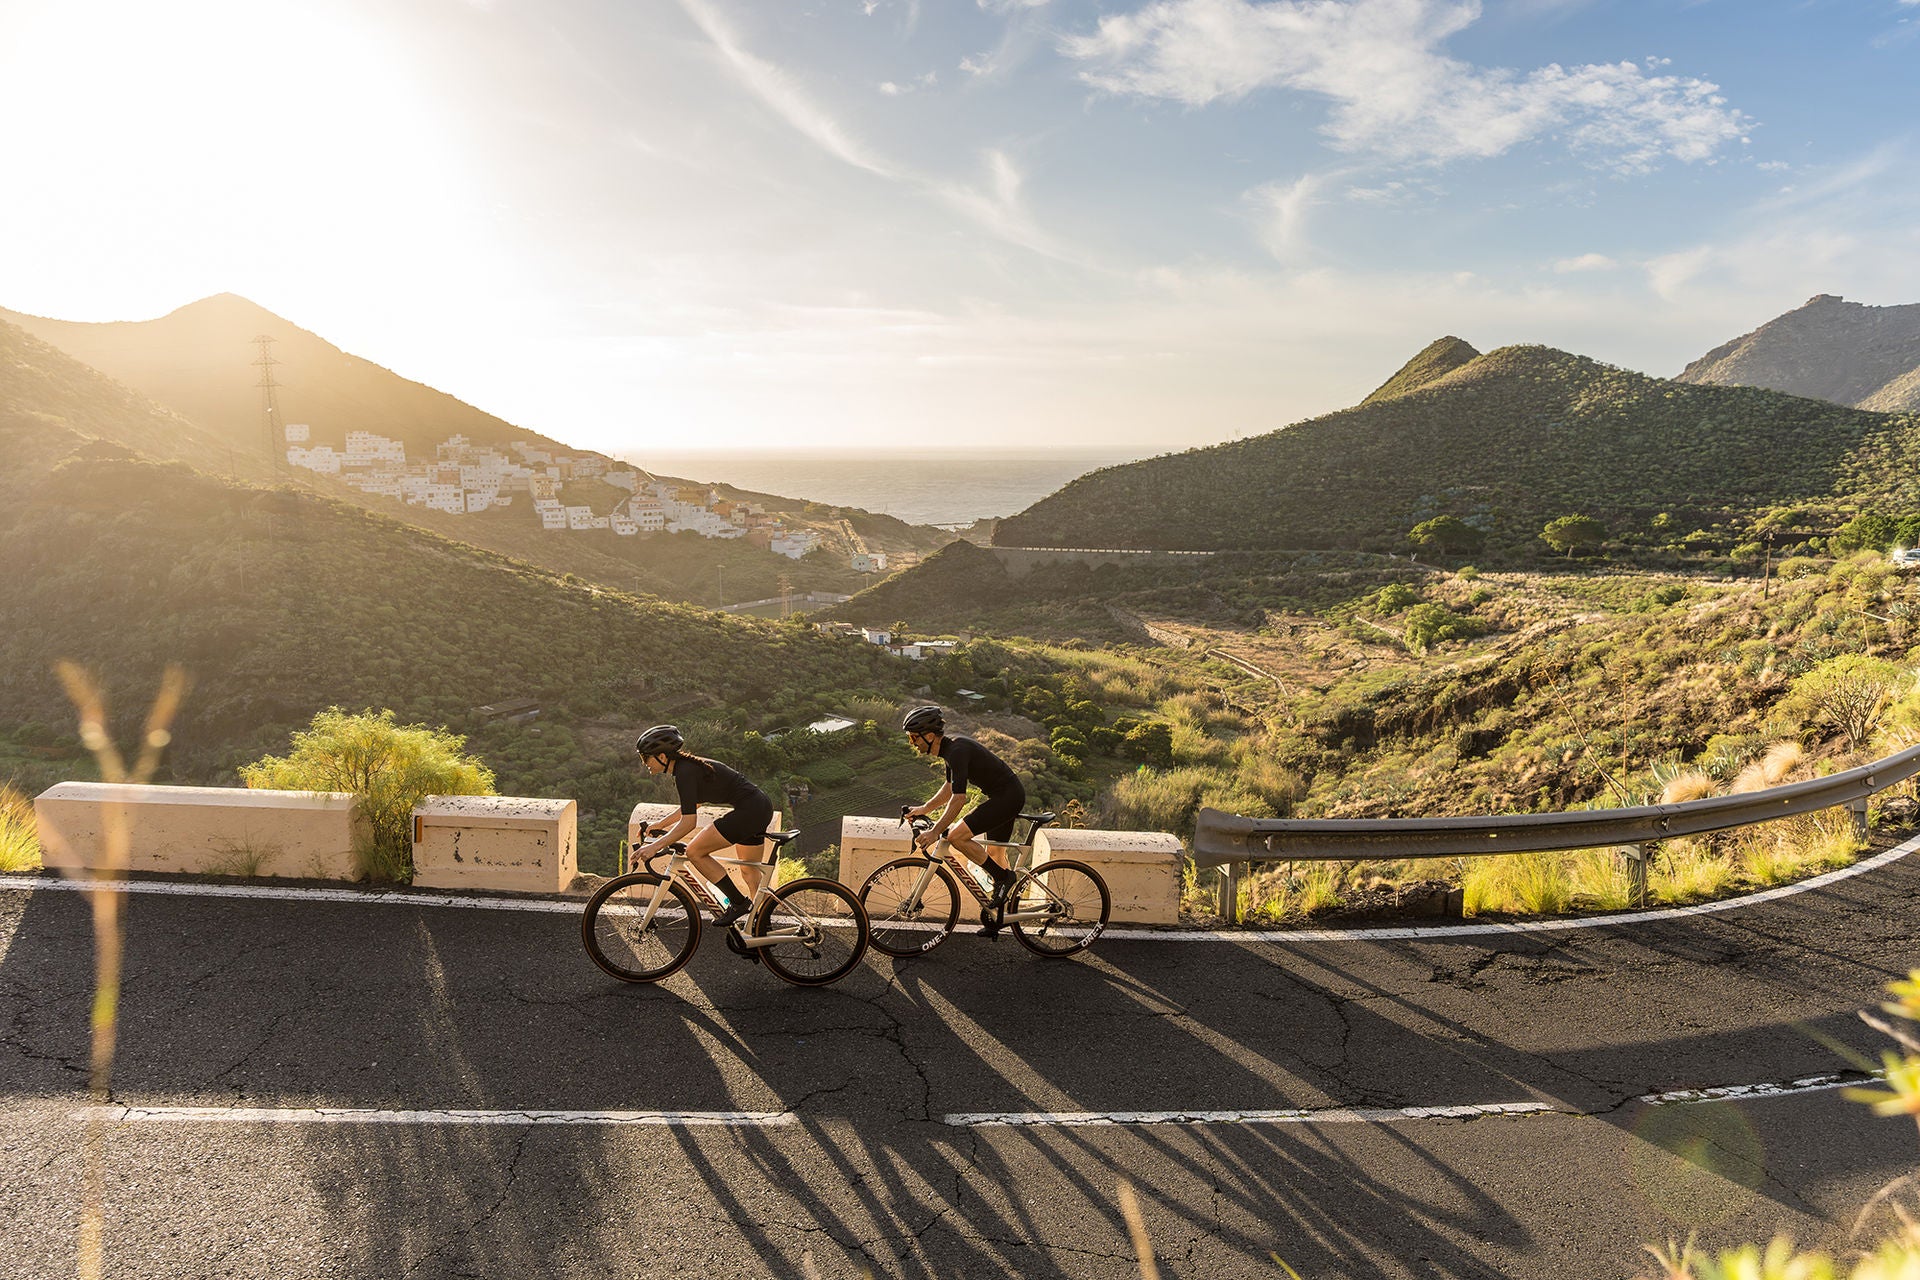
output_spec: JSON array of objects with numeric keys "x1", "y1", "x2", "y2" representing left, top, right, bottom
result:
[
  {"x1": 896, "y1": 825, "x2": 1065, "y2": 928},
  {"x1": 631, "y1": 840, "x2": 825, "y2": 953}
]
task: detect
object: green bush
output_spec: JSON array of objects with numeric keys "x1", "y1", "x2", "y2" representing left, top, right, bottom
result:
[
  {"x1": 1403, "y1": 603, "x2": 1485, "y2": 653},
  {"x1": 240, "y1": 708, "x2": 495, "y2": 882}
]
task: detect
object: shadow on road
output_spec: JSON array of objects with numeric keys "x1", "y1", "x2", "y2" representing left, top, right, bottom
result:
[{"x1": 2, "y1": 864, "x2": 1914, "y2": 1277}]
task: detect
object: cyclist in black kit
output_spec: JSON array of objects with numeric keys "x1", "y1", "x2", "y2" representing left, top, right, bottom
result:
[
  {"x1": 902, "y1": 706, "x2": 1025, "y2": 913},
  {"x1": 631, "y1": 724, "x2": 772, "y2": 926}
]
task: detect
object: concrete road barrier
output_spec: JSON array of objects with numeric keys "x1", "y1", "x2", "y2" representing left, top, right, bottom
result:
[
  {"x1": 412, "y1": 796, "x2": 578, "y2": 894},
  {"x1": 1034, "y1": 828, "x2": 1183, "y2": 925},
  {"x1": 33, "y1": 782, "x2": 366, "y2": 880},
  {"x1": 837, "y1": 816, "x2": 917, "y2": 894}
]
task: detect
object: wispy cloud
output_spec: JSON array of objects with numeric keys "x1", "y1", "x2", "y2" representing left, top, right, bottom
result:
[
  {"x1": 879, "y1": 70, "x2": 938, "y2": 95},
  {"x1": 673, "y1": 0, "x2": 897, "y2": 176},
  {"x1": 1059, "y1": 0, "x2": 1750, "y2": 174},
  {"x1": 1245, "y1": 174, "x2": 1327, "y2": 263},
  {"x1": 672, "y1": 1, "x2": 1082, "y2": 264},
  {"x1": 1553, "y1": 252, "x2": 1616, "y2": 273}
]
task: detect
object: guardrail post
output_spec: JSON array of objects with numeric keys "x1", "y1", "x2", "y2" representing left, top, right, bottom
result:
[
  {"x1": 1849, "y1": 797, "x2": 1870, "y2": 841},
  {"x1": 1630, "y1": 843, "x2": 1653, "y2": 908},
  {"x1": 1215, "y1": 862, "x2": 1241, "y2": 924}
]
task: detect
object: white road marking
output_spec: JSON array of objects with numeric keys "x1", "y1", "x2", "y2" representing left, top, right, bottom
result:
[
  {"x1": 4, "y1": 832, "x2": 1914, "y2": 944},
  {"x1": 1636, "y1": 1072, "x2": 1867, "y2": 1105},
  {"x1": 943, "y1": 1102, "x2": 1562, "y2": 1127},
  {"x1": 942, "y1": 1074, "x2": 1880, "y2": 1127},
  {"x1": 76, "y1": 1106, "x2": 795, "y2": 1126},
  {"x1": 59, "y1": 1074, "x2": 1876, "y2": 1131}
]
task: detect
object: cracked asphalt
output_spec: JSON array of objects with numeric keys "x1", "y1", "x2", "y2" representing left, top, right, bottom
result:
[{"x1": 4, "y1": 852, "x2": 1920, "y2": 1280}]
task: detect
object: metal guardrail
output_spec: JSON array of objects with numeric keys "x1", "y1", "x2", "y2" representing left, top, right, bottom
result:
[{"x1": 1193, "y1": 741, "x2": 1920, "y2": 917}]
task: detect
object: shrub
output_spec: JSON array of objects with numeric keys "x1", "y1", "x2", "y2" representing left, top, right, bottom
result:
[
  {"x1": 1778, "y1": 655, "x2": 1907, "y2": 750},
  {"x1": 1369, "y1": 582, "x2": 1421, "y2": 613},
  {"x1": 1404, "y1": 603, "x2": 1485, "y2": 653},
  {"x1": 1122, "y1": 722, "x2": 1175, "y2": 768},
  {"x1": 240, "y1": 708, "x2": 495, "y2": 882}
]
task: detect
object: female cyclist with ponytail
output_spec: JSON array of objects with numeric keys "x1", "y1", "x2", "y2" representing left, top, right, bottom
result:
[{"x1": 630, "y1": 724, "x2": 773, "y2": 925}]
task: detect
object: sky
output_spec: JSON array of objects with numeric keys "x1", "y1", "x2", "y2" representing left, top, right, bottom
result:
[{"x1": 0, "y1": 0, "x2": 1916, "y2": 455}]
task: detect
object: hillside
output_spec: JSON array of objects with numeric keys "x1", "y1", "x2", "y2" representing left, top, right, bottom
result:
[
  {"x1": 1677, "y1": 294, "x2": 1920, "y2": 413},
  {"x1": 0, "y1": 294, "x2": 573, "y2": 462},
  {"x1": 0, "y1": 317, "x2": 274, "y2": 482},
  {"x1": 1, "y1": 295, "x2": 949, "y2": 605},
  {"x1": 0, "y1": 412, "x2": 919, "y2": 862},
  {"x1": 1361, "y1": 335, "x2": 1480, "y2": 405},
  {"x1": 992, "y1": 344, "x2": 1915, "y2": 559}
]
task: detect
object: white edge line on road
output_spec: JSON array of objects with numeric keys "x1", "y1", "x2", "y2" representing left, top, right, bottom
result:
[
  {"x1": 60, "y1": 1075, "x2": 1874, "y2": 1130},
  {"x1": 943, "y1": 1101, "x2": 1564, "y2": 1127},
  {"x1": 73, "y1": 1106, "x2": 796, "y2": 1127},
  {"x1": 5, "y1": 831, "x2": 1916, "y2": 945},
  {"x1": 942, "y1": 1073, "x2": 1878, "y2": 1127}
]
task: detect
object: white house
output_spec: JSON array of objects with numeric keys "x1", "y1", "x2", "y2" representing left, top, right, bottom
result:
[
  {"x1": 345, "y1": 431, "x2": 406, "y2": 467},
  {"x1": 565, "y1": 505, "x2": 596, "y2": 530},
  {"x1": 539, "y1": 507, "x2": 568, "y2": 530},
  {"x1": 285, "y1": 445, "x2": 341, "y2": 474},
  {"x1": 284, "y1": 422, "x2": 311, "y2": 444},
  {"x1": 852, "y1": 551, "x2": 889, "y2": 573}
]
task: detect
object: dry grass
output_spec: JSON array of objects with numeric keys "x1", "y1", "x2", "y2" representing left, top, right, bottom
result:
[
  {"x1": 0, "y1": 784, "x2": 40, "y2": 872},
  {"x1": 1728, "y1": 741, "x2": 1806, "y2": 793}
]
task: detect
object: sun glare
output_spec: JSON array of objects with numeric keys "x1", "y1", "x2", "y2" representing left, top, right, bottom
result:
[{"x1": 0, "y1": 0, "x2": 497, "y2": 324}]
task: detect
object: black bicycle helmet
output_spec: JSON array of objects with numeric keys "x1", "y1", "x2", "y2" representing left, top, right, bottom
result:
[
  {"x1": 635, "y1": 724, "x2": 684, "y2": 756},
  {"x1": 902, "y1": 706, "x2": 944, "y2": 735}
]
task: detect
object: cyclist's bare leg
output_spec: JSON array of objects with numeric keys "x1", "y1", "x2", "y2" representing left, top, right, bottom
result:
[
  {"x1": 946, "y1": 821, "x2": 1007, "y2": 876},
  {"x1": 683, "y1": 822, "x2": 753, "y2": 901}
]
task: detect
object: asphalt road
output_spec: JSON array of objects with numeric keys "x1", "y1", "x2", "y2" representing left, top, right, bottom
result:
[{"x1": 4, "y1": 849, "x2": 1920, "y2": 1280}]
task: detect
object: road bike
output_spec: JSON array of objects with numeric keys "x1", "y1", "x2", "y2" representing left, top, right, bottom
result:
[
  {"x1": 582, "y1": 825, "x2": 869, "y2": 987},
  {"x1": 857, "y1": 808, "x2": 1110, "y2": 959}
]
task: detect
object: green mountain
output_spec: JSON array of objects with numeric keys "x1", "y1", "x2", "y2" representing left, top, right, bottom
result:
[
  {"x1": 1677, "y1": 294, "x2": 1920, "y2": 414},
  {"x1": 1360, "y1": 335, "x2": 1480, "y2": 405},
  {"x1": 991, "y1": 344, "x2": 1916, "y2": 559}
]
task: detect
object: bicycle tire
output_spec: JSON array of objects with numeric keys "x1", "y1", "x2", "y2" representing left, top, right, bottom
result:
[
  {"x1": 859, "y1": 856, "x2": 962, "y2": 957},
  {"x1": 582, "y1": 871, "x2": 702, "y2": 983},
  {"x1": 752, "y1": 877, "x2": 870, "y2": 986},
  {"x1": 1009, "y1": 859, "x2": 1110, "y2": 958}
]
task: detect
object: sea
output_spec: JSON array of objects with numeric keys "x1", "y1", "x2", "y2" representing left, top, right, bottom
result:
[{"x1": 626, "y1": 448, "x2": 1145, "y2": 529}]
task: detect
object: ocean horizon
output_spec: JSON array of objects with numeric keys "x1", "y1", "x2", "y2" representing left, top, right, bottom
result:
[{"x1": 624, "y1": 447, "x2": 1147, "y2": 528}]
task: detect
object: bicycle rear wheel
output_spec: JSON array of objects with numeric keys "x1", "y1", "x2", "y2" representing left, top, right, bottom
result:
[
  {"x1": 582, "y1": 872, "x2": 702, "y2": 983},
  {"x1": 1009, "y1": 859, "x2": 1110, "y2": 958},
  {"x1": 859, "y1": 856, "x2": 961, "y2": 957},
  {"x1": 752, "y1": 877, "x2": 870, "y2": 986}
]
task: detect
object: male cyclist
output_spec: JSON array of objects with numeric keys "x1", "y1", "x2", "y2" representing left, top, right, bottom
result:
[
  {"x1": 631, "y1": 724, "x2": 771, "y2": 928},
  {"x1": 902, "y1": 706, "x2": 1025, "y2": 916}
]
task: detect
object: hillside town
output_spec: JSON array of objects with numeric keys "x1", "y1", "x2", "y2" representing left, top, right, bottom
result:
[{"x1": 282, "y1": 426, "x2": 873, "y2": 564}]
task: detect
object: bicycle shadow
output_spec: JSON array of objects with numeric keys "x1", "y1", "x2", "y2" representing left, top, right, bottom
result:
[{"x1": 3, "y1": 867, "x2": 1912, "y2": 1278}]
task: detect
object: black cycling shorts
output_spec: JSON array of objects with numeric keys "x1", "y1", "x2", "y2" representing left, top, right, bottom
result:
[
  {"x1": 958, "y1": 787, "x2": 1026, "y2": 845},
  {"x1": 711, "y1": 794, "x2": 775, "y2": 846}
]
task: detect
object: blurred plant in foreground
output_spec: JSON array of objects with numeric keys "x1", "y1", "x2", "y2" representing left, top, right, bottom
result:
[{"x1": 1636, "y1": 970, "x2": 1920, "y2": 1280}]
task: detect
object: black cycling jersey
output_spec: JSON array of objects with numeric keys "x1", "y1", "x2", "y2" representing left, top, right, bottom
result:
[
  {"x1": 674, "y1": 755, "x2": 768, "y2": 815},
  {"x1": 937, "y1": 734, "x2": 1020, "y2": 800}
]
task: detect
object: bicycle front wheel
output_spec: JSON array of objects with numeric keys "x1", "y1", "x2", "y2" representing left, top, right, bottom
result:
[
  {"x1": 1009, "y1": 859, "x2": 1110, "y2": 958},
  {"x1": 582, "y1": 872, "x2": 702, "y2": 983},
  {"x1": 859, "y1": 856, "x2": 961, "y2": 957},
  {"x1": 752, "y1": 877, "x2": 870, "y2": 986}
]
